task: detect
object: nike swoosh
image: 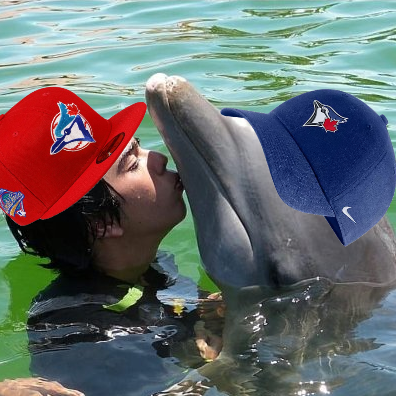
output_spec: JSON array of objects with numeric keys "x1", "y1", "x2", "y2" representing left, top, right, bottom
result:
[{"x1": 342, "y1": 206, "x2": 356, "y2": 223}]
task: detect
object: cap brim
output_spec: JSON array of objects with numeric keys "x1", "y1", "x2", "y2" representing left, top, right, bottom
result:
[
  {"x1": 325, "y1": 147, "x2": 396, "y2": 246},
  {"x1": 41, "y1": 102, "x2": 146, "y2": 219},
  {"x1": 221, "y1": 108, "x2": 334, "y2": 216}
]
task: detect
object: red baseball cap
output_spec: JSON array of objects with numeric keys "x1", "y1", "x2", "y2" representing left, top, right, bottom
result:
[{"x1": 0, "y1": 87, "x2": 146, "y2": 225}]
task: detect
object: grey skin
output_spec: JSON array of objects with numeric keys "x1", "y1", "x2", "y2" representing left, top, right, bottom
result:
[{"x1": 145, "y1": 73, "x2": 396, "y2": 290}]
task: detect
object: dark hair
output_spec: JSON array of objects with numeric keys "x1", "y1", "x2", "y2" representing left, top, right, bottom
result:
[{"x1": 5, "y1": 179, "x2": 125, "y2": 277}]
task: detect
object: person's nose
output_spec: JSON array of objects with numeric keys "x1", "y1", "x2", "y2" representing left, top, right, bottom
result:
[{"x1": 148, "y1": 150, "x2": 168, "y2": 175}]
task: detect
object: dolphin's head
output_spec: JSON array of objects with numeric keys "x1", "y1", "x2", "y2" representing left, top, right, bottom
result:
[
  {"x1": 145, "y1": 74, "x2": 396, "y2": 289},
  {"x1": 145, "y1": 74, "x2": 298, "y2": 288}
]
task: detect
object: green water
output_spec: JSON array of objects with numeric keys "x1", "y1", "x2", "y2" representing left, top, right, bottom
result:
[{"x1": 1, "y1": 0, "x2": 396, "y2": 393}]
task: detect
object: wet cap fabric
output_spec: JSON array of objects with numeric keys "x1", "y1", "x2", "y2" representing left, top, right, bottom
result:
[
  {"x1": 0, "y1": 87, "x2": 146, "y2": 225},
  {"x1": 221, "y1": 90, "x2": 396, "y2": 246}
]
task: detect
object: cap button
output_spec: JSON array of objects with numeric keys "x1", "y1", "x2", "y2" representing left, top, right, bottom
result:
[{"x1": 380, "y1": 114, "x2": 388, "y2": 125}]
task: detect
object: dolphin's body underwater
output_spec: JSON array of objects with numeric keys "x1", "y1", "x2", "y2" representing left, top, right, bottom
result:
[{"x1": 145, "y1": 73, "x2": 396, "y2": 290}]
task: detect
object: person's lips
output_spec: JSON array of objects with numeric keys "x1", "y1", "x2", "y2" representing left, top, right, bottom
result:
[{"x1": 174, "y1": 173, "x2": 184, "y2": 191}]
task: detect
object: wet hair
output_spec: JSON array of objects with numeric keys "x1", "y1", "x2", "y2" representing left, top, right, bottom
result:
[{"x1": 5, "y1": 179, "x2": 125, "y2": 277}]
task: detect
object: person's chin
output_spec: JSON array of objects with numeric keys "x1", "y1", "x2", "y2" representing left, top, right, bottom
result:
[
  {"x1": 160, "y1": 207, "x2": 187, "y2": 238},
  {"x1": 172, "y1": 198, "x2": 187, "y2": 226},
  {"x1": 180, "y1": 199, "x2": 187, "y2": 220},
  {"x1": 164, "y1": 192, "x2": 187, "y2": 226},
  {"x1": 174, "y1": 198, "x2": 187, "y2": 222}
]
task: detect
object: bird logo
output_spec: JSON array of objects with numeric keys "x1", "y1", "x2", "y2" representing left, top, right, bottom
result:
[
  {"x1": 303, "y1": 100, "x2": 348, "y2": 133},
  {"x1": 50, "y1": 102, "x2": 95, "y2": 155}
]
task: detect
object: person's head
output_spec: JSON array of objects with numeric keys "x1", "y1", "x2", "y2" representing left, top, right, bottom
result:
[{"x1": 5, "y1": 137, "x2": 186, "y2": 277}]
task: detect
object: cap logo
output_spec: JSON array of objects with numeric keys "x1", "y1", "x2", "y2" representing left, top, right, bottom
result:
[
  {"x1": 50, "y1": 102, "x2": 95, "y2": 155},
  {"x1": 342, "y1": 206, "x2": 356, "y2": 223},
  {"x1": 0, "y1": 188, "x2": 26, "y2": 218},
  {"x1": 303, "y1": 100, "x2": 348, "y2": 133}
]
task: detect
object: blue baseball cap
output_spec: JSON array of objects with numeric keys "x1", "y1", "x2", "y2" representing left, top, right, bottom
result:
[{"x1": 221, "y1": 90, "x2": 396, "y2": 246}]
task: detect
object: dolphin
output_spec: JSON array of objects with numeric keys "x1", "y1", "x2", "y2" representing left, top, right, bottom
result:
[
  {"x1": 145, "y1": 74, "x2": 396, "y2": 395},
  {"x1": 145, "y1": 73, "x2": 396, "y2": 290}
]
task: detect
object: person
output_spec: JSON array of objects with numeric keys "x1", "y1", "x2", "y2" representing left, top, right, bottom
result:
[{"x1": 0, "y1": 136, "x2": 224, "y2": 396}]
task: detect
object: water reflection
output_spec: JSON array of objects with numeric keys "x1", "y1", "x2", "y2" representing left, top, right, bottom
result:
[{"x1": 159, "y1": 278, "x2": 396, "y2": 395}]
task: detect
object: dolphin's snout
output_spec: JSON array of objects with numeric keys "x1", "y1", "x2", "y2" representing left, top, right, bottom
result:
[
  {"x1": 146, "y1": 73, "x2": 168, "y2": 93},
  {"x1": 146, "y1": 73, "x2": 187, "y2": 94}
]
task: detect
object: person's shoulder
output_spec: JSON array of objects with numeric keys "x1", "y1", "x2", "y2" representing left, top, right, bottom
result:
[{"x1": 27, "y1": 269, "x2": 125, "y2": 323}]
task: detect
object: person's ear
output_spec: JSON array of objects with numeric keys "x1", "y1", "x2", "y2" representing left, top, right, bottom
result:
[{"x1": 95, "y1": 221, "x2": 124, "y2": 239}]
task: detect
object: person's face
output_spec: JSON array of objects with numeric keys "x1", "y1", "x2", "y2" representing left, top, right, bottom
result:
[{"x1": 104, "y1": 136, "x2": 186, "y2": 238}]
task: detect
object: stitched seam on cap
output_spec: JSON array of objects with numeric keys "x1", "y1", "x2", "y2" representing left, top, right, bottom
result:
[
  {"x1": 0, "y1": 153, "x2": 46, "y2": 207},
  {"x1": 273, "y1": 113, "x2": 334, "y2": 215}
]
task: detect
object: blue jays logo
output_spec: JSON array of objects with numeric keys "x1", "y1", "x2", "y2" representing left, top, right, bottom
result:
[
  {"x1": 50, "y1": 102, "x2": 95, "y2": 154},
  {"x1": 303, "y1": 100, "x2": 348, "y2": 133},
  {"x1": 0, "y1": 189, "x2": 26, "y2": 218}
]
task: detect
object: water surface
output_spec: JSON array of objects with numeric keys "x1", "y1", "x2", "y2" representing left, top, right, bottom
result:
[{"x1": 1, "y1": 1, "x2": 396, "y2": 394}]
